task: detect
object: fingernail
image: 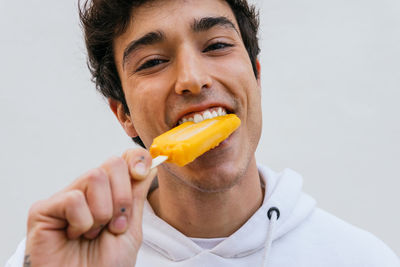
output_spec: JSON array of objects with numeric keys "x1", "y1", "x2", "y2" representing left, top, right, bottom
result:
[
  {"x1": 112, "y1": 215, "x2": 127, "y2": 231},
  {"x1": 135, "y1": 162, "x2": 147, "y2": 176}
]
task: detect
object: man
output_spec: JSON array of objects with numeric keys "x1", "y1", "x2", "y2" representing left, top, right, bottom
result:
[{"x1": 7, "y1": 0, "x2": 399, "y2": 266}]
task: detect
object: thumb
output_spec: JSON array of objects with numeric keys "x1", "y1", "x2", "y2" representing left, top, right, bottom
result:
[
  {"x1": 128, "y1": 166, "x2": 157, "y2": 236},
  {"x1": 121, "y1": 147, "x2": 158, "y2": 237}
]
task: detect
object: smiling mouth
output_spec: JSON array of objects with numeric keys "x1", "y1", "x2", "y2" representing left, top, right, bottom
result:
[{"x1": 177, "y1": 107, "x2": 229, "y2": 126}]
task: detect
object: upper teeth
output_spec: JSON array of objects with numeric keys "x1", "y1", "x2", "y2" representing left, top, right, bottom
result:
[{"x1": 178, "y1": 107, "x2": 227, "y2": 125}]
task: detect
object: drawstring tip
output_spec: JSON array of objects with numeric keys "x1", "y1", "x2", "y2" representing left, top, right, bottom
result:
[{"x1": 267, "y1": 207, "x2": 280, "y2": 220}]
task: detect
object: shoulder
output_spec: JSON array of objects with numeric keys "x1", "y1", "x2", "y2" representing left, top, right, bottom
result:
[{"x1": 296, "y1": 208, "x2": 399, "y2": 266}]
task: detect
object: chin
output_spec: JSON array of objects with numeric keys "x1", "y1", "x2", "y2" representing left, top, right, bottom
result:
[
  {"x1": 166, "y1": 152, "x2": 250, "y2": 193},
  {"x1": 160, "y1": 128, "x2": 257, "y2": 193}
]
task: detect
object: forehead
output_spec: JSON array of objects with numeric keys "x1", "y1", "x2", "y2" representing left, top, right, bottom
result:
[{"x1": 127, "y1": 0, "x2": 236, "y2": 37}]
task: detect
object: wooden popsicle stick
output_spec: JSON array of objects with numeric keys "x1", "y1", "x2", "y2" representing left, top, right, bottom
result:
[{"x1": 151, "y1": 155, "x2": 168, "y2": 169}]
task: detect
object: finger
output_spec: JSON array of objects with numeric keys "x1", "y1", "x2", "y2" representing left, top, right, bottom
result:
[
  {"x1": 66, "y1": 168, "x2": 114, "y2": 239},
  {"x1": 121, "y1": 148, "x2": 154, "y2": 238},
  {"x1": 29, "y1": 190, "x2": 94, "y2": 240},
  {"x1": 128, "y1": 167, "x2": 158, "y2": 238},
  {"x1": 101, "y1": 156, "x2": 133, "y2": 235},
  {"x1": 81, "y1": 168, "x2": 113, "y2": 239},
  {"x1": 64, "y1": 190, "x2": 95, "y2": 239},
  {"x1": 122, "y1": 148, "x2": 153, "y2": 181}
]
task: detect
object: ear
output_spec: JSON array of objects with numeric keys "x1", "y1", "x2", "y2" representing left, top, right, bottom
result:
[
  {"x1": 109, "y1": 98, "x2": 138, "y2": 137},
  {"x1": 256, "y1": 59, "x2": 261, "y2": 86}
]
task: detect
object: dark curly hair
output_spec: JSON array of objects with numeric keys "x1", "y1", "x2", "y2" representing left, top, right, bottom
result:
[{"x1": 79, "y1": 0, "x2": 260, "y2": 147}]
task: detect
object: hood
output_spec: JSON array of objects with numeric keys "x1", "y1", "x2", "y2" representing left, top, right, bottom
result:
[{"x1": 142, "y1": 165, "x2": 316, "y2": 261}]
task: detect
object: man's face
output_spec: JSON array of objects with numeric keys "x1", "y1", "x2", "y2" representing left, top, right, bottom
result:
[{"x1": 113, "y1": 0, "x2": 262, "y2": 191}]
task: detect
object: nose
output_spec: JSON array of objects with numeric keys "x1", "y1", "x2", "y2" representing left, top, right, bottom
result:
[{"x1": 174, "y1": 47, "x2": 212, "y2": 95}]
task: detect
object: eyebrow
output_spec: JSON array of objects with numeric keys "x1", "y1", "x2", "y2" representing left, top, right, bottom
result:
[
  {"x1": 191, "y1": 16, "x2": 238, "y2": 33},
  {"x1": 122, "y1": 30, "x2": 165, "y2": 68},
  {"x1": 122, "y1": 16, "x2": 238, "y2": 69}
]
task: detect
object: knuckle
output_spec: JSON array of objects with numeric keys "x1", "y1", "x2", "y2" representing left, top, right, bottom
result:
[
  {"x1": 109, "y1": 156, "x2": 126, "y2": 166},
  {"x1": 86, "y1": 168, "x2": 108, "y2": 185},
  {"x1": 125, "y1": 147, "x2": 148, "y2": 156},
  {"x1": 91, "y1": 167, "x2": 108, "y2": 178},
  {"x1": 74, "y1": 168, "x2": 107, "y2": 186},
  {"x1": 66, "y1": 190, "x2": 86, "y2": 207},
  {"x1": 27, "y1": 199, "x2": 46, "y2": 225},
  {"x1": 104, "y1": 156, "x2": 128, "y2": 171},
  {"x1": 28, "y1": 200, "x2": 45, "y2": 217}
]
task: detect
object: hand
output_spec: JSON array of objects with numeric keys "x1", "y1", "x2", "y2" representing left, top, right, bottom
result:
[{"x1": 24, "y1": 148, "x2": 157, "y2": 267}]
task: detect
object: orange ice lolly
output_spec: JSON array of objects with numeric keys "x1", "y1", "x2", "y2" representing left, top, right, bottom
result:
[{"x1": 150, "y1": 114, "x2": 241, "y2": 167}]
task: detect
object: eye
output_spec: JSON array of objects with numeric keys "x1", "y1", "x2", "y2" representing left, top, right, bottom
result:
[
  {"x1": 136, "y1": 58, "x2": 168, "y2": 72},
  {"x1": 203, "y1": 42, "x2": 234, "y2": 53}
]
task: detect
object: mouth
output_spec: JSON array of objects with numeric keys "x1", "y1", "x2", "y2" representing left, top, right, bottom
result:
[{"x1": 176, "y1": 107, "x2": 231, "y2": 126}]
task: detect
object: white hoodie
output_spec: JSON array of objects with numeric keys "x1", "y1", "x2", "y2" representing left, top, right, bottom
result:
[{"x1": 7, "y1": 165, "x2": 400, "y2": 266}]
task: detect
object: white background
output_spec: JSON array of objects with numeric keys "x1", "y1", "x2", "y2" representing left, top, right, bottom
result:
[{"x1": 0, "y1": 0, "x2": 399, "y2": 263}]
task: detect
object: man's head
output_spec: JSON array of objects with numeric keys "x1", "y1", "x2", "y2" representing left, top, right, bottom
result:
[
  {"x1": 80, "y1": 0, "x2": 260, "y2": 147},
  {"x1": 80, "y1": 0, "x2": 262, "y2": 192}
]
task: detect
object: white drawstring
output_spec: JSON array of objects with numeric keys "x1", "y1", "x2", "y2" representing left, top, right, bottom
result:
[{"x1": 262, "y1": 207, "x2": 280, "y2": 267}]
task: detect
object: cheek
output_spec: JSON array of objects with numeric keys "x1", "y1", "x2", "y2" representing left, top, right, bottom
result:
[
  {"x1": 209, "y1": 52, "x2": 258, "y2": 106},
  {"x1": 209, "y1": 50, "x2": 255, "y2": 86},
  {"x1": 209, "y1": 52, "x2": 262, "y2": 132},
  {"x1": 125, "y1": 76, "x2": 165, "y2": 111},
  {"x1": 124, "y1": 80, "x2": 166, "y2": 143},
  {"x1": 209, "y1": 51, "x2": 252, "y2": 78}
]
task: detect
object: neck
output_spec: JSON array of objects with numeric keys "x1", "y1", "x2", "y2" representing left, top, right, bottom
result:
[{"x1": 148, "y1": 157, "x2": 263, "y2": 238}]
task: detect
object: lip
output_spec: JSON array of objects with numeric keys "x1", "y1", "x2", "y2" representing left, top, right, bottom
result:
[{"x1": 173, "y1": 102, "x2": 235, "y2": 127}]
